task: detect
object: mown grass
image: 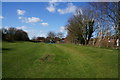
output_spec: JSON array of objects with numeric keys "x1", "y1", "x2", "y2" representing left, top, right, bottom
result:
[{"x1": 2, "y1": 41, "x2": 118, "y2": 78}]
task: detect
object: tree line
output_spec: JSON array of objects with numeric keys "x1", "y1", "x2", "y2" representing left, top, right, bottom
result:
[
  {"x1": 66, "y1": 2, "x2": 120, "y2": 48},
  {"x1": 31, "y1": 32, "x2": 64, "y2": 43},
  {"x1": 1, "y1": 27, "x2": 64, "y2": 43},
  {"x1": 1, "y1": 27, "x2": 29, "y2": 42}
]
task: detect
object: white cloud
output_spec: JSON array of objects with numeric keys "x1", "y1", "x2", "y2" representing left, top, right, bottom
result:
[
  {"x1": 46, "y1": 2, "x2": 56, "y2": 13},
  {"x1": 40, "y1": 23, "x2": 49, "y2": 26},
  {"x1": 57, "y1": 3, "x2": 77, "y2": 14},
  {"x1": 18, "y1": 17, "x2": 41, "y2": 23},
  {"x1": 26, "y1": 17, "x2": 40, "y2": 23},
  {"x1": 16, "y1": 26, "x2": 27, "y2": 30},
  {"x1": 50, "y1": 0, "x2": 63, "y2": 2},
  {"x1": 60, "y1": 26, "x2": 66, "y2": 32},
  {"x1": 18, "y1": 16, "x2": 22, "y2": 19},
  {"x1": 17, "y1": 9, "x2": 26, "y2": 15},
  {"x1": 18, "y1": 17, "x2": 26, "y2": 22},
  {"x1": 0, "y1": 16, "x2": 4, "y2": 19}
]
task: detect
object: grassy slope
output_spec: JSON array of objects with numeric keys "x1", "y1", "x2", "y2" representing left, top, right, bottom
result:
[{"x1": 2, "y1": 42, "x2": 118, "y2": 78}]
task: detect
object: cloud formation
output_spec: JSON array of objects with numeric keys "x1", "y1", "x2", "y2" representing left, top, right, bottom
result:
[
  {"x1": 46, "y1": 2, "x2": 77, "y2": 14},
  {"x1": 18, "y1": 17, "x2": 41, "y2": 23},
  {"x1": 57, "y1": 3, "x2": 77, "y2": 14},
  {"x1": 40, "y1": 23, "x2": 49, "y2": 26},
  {"x1": 0, "y1": 16, "x2": 4, "y2": 19},
  {"x1": 49, "y1": 0, "x2": 64, "y2": 2},
  {"x1": 46, "y1": 2, "x2": 56, "y2": 13},
  {"x1": 16, "y1": 26, "x2": 27, "y2": 30},
  {"x1": 26, "y1": 17, "x2": 40, "y2": 23},
  {"x1": 17, "y1": 9, "x2": 26, "y2": 15},
  {"x1": 60, "y1": 26, "x2": 66, "y2": 32}
]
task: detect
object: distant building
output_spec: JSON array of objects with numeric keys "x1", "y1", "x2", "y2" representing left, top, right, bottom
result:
[
  {"x1": 31, "y1": 36, "x2": 68, "y2": 44},
  {"x1": 36, "y1": 37, "x2": 45, "y2": 42},
  {"x1": 88, "y1": 35, "x2": 118, "y2": 48}
]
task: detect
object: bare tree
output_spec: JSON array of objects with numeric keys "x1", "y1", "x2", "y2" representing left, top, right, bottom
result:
[
  {"x1": 47, "y1": 31, "x2": 56, "y2": 39},
  {"x1": 90, "y1": 2, "x2": 120, "y2": 47},
  {"x1": 57, "y1": 32, "x2": 63, "y2": 39},
  {"x1": 66, "y1": 8, "x2": 95, "y2": 45}
]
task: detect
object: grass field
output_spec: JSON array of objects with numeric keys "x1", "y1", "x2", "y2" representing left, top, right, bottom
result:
[{"x1": 2, "y1": 41, "x2": 118, "y2": 78}]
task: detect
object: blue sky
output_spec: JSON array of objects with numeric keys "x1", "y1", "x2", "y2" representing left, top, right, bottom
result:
[{"x1": 2, "y1": 2, "x2": 88, "y2": 39}]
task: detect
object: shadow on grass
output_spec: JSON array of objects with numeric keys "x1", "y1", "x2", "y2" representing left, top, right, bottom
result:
[
  {"x1": 2, "y1": 48, "x2": 13, "y2": 51},
  {"x1": 1, "y1": 48, "x2": 13, "y2": 54}
]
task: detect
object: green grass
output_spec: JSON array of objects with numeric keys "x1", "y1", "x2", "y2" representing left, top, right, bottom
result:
[{"x1": 2, "y1": 41, "x2": 118, "y2": 78}]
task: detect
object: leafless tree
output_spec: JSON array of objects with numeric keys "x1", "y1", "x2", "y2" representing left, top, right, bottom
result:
[
  {"x1": 57, "y1": 32, "x2": 63, "y2": 39},
  {"x1": 66, "y1": 8, "x2": 96, "y2": 45},
  {"x1": 47, "y1": 31, "x2": 56, "y2": 39},
  {"x1": 90, "y1": 2, "x2": 120, "y2": 47}
]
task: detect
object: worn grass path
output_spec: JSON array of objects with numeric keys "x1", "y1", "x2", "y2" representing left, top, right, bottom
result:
[{"x1": 2, "y1": 42, "x2": 118, "y2": 78}]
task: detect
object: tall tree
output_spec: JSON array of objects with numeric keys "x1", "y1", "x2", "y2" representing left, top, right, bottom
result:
[
  {"x1": 2, "y1": 27, "x2": 29, "y2": 41},
  {"x1": 66, "y1": 8, "x2": 95, "y2": 45},
  {"x1": 57, "y1": 32, "x2": 63, "y2": 39},
  {"x1": 47, "y1": 31, "x2": 56, "y2": 42},
  {"x1": 6, "y1": 27, "x2": 17, "y2": 41},
  {"x1": 15, "y1": 30, "x2": 29, "y2": 41},
  {"x1": 47, "y1": 31, "x2": 56, "y2": 39}
]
